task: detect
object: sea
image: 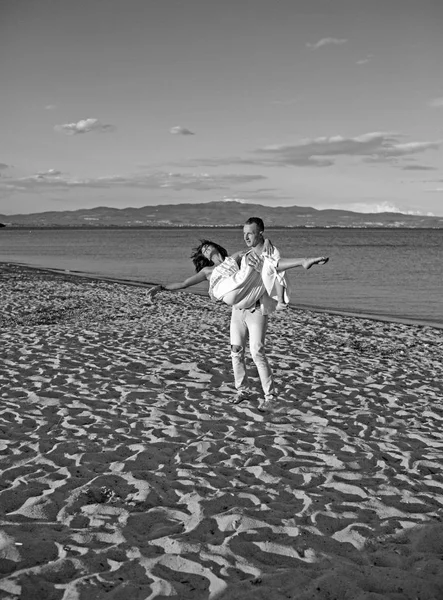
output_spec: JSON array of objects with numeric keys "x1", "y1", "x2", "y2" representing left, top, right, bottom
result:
[{"x1": 1, "y1": 227, "x2": 442, "y2": 327}]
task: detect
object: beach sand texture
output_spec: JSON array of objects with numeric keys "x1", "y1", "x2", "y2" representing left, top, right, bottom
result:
[{"x1": 1, "y1": 263, "x2": 443, "y2": 600}]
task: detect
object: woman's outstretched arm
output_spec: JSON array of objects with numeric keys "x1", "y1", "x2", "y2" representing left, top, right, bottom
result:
[
  {"x1": 147, "y1": 268, "x2": 210, "y2": 299},
  {"x1": 163, "y1": 269, "x2": 209, "y2": 290}
]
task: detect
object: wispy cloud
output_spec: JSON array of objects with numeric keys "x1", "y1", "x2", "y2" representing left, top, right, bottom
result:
[
  {"x1": 356, "y1": 54, "x2": 374, "y2": 65},
  {"x1": 169, "y1": 125, "x2": 195, "y2": 135},
  {"x1": 0, "y1": 163, "x2": 9, "y2": 170},
  {"x1": 324, "y1": 201, "x2": 433, "y2": 216},
  {"x1": 254, "y1": 132, "x2": 441, "y2": 166},
  {"x1": 45, "y1": 104, "x2": 57, "y2": 110},
  {"x1": 220, "y1": 197, "x2": 251, "y2": 204},
  {"x1": 54, "y1": 118, "x2": 116, "y2": 136},
  {"x1": 362, "y1": 155, "x2": 397, "y2": 164},
  {"x1": 428, "y1": 97, "x2": 443, "y2": 108},
  {"x1": 400, "y1": 164, "x2": 437, "y2": 171},
  {"x1": 170, "y1": 154, "x2": 333, "y2": 168},
  {"x1": 168, "y1": 156, "x2": 281, "y2": 168},
  {"x1": 0, "y1": 170, "x2": 266, "y2": 194},
  {"x1": 35, "y1": 169, "x2": 63, "y2": 178},
  {"x1": 167, "y1": 132, "x2": 440, "y2": 170},
  {"x1": 383, "y1": 141, "x2": 441, "y2": 157},
  {"x1": 306, "y1": 37, "x2": 348, "y2": 50}
]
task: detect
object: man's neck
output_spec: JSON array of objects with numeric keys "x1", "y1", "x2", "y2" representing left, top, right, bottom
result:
[{"x1": 251, "y1": 241, "x2": 264, "y2": 255}]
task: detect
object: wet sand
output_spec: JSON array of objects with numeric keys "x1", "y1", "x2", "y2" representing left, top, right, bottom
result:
[{"x1": 1, "y1": 262, "x2": 443, "y2": 599}]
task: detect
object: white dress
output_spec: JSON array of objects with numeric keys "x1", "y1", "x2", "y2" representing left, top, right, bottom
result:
[{"x1": 208, "y1": 254, "x2": 288, "y2": 310}]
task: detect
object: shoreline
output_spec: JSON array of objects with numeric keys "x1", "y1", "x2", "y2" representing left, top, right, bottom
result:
[
  {"x1": 2, "y1": 225, "x2": 442, "y2": 230},
  {"x1": 2, "y1": 260, "x2": 442, "y2": 330},
  {"x1": 1, "y1": 261, "x2": 443, "y2": 598}
]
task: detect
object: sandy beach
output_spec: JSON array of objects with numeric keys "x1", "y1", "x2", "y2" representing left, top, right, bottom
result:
[{"x1": 1, "y1": 262, "x2": 443, "y2": 600}]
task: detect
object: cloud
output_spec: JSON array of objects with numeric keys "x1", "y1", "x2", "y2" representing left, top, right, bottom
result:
[
  {"x1": 163, "y1": 131, "x2": 441, "y2": 172},
  {"x1": 168, "y1": 156, "x2": 278, "y2": 168},
  {"x1": 45, "y1": 104, "x2": 57, "y2": 110},
  {"x1": 270, "y1": 98, "x2": 299, "y2": 106},
  {"x1": 0, "y1": 170, "x2": 266, "y2": 194},
  {"x1": 400, "y1": 164, "x2": 437, "y2": 171},
  {"x1": 54, "y1": 118, "x2": 115, "y2": 135},
  {"x1": 306, "y1": 37, "x2": 348, "y2": 50},
  {"x1": 35, "y1": 169, "x2": 63, "y2": 178},
  {"x1": 381, "y1": 140, "x2": 441, "y2": 156},
  {"x1": 221, "y1": 197, "x2": 251, "y2": 204},
  {"x1": 169, "y1": 125, "x2": 195, "y2": 135},
  {"x1": 362, "y1": 155, "x2": 397, "y2": 164},
  {"x1": 254, "y1": 132, "x2": 441, "y2": 166},
  {"x1": 325, "y1": 201, "x2": 433, "y2": 216},
  {"x1": 428, "y1": 97, "x2": 443, "y2": 108},
  {"x1": 171, "y1": 154, "x2": 333, "y2": 168},
  {"x1": 0, "y1": 163, "x2": 9, "y2": 170},
  {"x1": 356, "y1": 54, "x2": 374, "y2": 65}
]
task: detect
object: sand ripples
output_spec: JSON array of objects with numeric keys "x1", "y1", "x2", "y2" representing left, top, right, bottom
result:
[{"x1": 1, "y1": 264, "x2": 443, "y2": 599}]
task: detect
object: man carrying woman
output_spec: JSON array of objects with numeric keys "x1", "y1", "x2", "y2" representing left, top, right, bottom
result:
[{"x1": 147, "y1": 217, "x2": 328, "y2": 411}]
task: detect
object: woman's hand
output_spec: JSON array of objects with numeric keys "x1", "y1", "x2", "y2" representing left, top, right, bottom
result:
[
  {"x1": 263, "y1": 238, "x2": 274, "y2": 257},
  {"x1": 146, "y1": 284, "x2": 163, "y2": 302}
]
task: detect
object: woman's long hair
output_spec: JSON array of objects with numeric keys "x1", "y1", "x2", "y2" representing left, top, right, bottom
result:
[{"x1": 190, "y1": 239, "x2": 228, "y2": 272}]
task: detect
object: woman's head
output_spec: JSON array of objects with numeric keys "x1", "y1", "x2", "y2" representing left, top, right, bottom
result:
[{"x1": 191, "y1": 239, "x2": 228, "y2": 272}]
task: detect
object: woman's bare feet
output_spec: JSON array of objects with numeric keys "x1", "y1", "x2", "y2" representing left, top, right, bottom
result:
[{"x1": 303, "y1": 256, "x2": 329, "y2": 270}]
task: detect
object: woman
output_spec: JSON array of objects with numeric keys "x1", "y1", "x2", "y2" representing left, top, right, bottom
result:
[{"x1": 146, "y1": 239, "x2": 329, "y2": 309}]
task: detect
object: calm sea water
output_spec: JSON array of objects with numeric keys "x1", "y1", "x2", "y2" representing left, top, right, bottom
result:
[{"x1": 1, "y1": 227, "x2": 442, "y2": 326}]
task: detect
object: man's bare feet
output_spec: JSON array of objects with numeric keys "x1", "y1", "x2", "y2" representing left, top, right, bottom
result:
[
  {"x1": 230, "y1": 389, "x2": 251, "y2": 404},
  {"x1": 276, "y1": 302, "x2": 288, "y2": 311},
  {"x1": 303, "y1": 256, "x2": 329, "y2": 270}
]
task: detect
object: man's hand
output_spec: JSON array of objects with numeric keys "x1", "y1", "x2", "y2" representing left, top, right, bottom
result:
[{"x1": 247, "y1": 252, "x2": 263, "y2": 272}]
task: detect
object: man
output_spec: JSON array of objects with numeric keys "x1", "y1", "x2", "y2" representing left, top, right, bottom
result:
[
  {"x1": 230, "y1": 217, "x2": 285, "y2": 412},
  {"x1": 146, "y1": 217, "x2": 327, "y2": 412}
]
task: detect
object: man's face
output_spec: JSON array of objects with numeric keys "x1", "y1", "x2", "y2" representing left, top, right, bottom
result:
[{"x1": 243, "y1": 223, "x2": 263, "y2": 248}]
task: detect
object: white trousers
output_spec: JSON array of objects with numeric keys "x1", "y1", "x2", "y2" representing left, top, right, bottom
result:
[{"x1": 230, "y1": 306, "x2": 275, "y2": 400}]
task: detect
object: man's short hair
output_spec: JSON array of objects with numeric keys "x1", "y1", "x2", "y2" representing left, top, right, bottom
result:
[{"x1": 245, "y1": 217, "x2": 264, "y2": 232}]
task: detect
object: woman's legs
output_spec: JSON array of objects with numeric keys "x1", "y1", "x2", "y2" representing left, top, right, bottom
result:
[
  {"x1": 277, "y1": 256, "x2": 329, "y2": 271},
  {"x1": 273, "y1": 256, "x2": 328, "y2": 310},
  {"x1": 213, "y1": 261, "x2": 265, "y2": 308},
  {"x1": 215, "y1": 255, "x2": 328, "y2": 307}
]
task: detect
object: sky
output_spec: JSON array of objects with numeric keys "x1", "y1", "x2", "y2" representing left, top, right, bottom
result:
[{"x1": 1, "y1": 0, "x2": 442, "y2": 216}]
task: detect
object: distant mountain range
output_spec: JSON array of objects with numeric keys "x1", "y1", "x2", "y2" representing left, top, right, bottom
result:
[{"x1": 1, "y1": 201, "x2": 442, "y2": 228}]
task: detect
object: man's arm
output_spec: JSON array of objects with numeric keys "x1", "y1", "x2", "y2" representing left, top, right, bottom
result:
[
  {"x1": 246, "y1": 245, "x2": 281, "y2": 271},
  {"x1": 231, "y1": 238, "x2": 275, "y2": 266},
  {"x1": 230, "y1": 249, "x2": 247, "y2": 266}
]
